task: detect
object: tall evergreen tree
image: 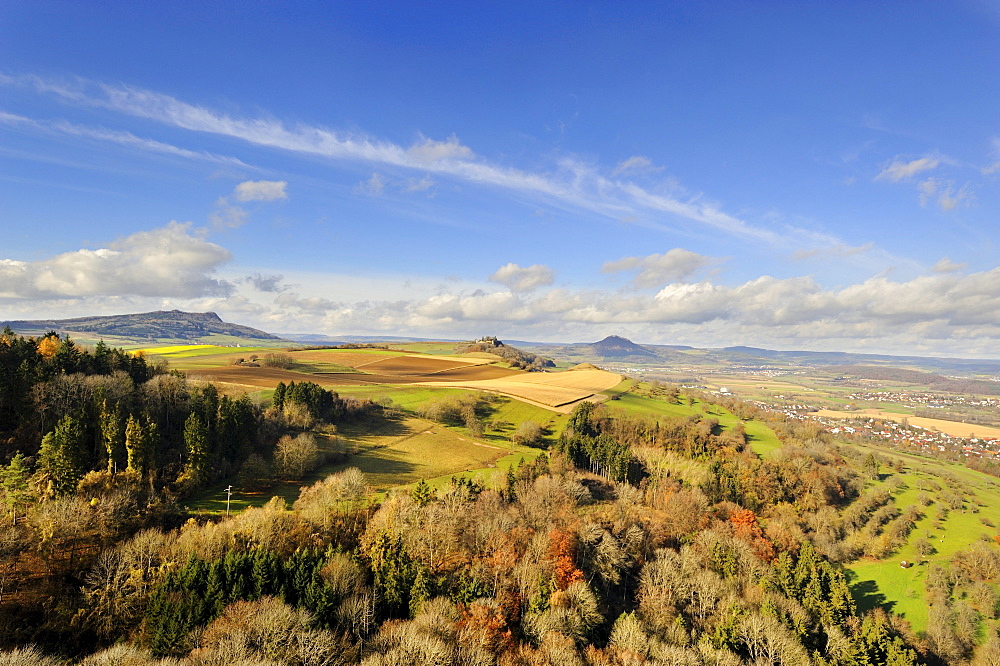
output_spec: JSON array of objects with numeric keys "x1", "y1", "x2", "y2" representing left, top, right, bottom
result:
[
  {"x1": 1, "y1": 452, "x2": 32, "y2": 525},
  {"x1": 183, "y1": 412, "x2": 209, "y2": 484},
  {"x1": 99, "y1": 400, "x2": 125, "y2": 473},
  {"x1": 124, "y1": 414, "x2": 152, "y2": 475},
  {"x1": 37, "y1": 413, "x2": 86, "y2": 495}
]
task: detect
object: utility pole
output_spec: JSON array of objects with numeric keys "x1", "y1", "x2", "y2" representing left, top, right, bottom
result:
[{"x1": 225, "y1": 484, "x2": 233, "y2": 517}]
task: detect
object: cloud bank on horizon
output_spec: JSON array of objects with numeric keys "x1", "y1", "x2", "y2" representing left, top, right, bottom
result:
[{"x1": 1, "y1": 2, "x2": 998, "y2": 356}]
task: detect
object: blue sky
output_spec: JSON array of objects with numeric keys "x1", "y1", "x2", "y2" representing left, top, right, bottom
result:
[{"x1": 2, "y1": 1, "x2": 1000, "y2": 355}]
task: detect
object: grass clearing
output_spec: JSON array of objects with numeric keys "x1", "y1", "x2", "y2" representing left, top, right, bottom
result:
[
  {"x1": 330, "y1": 416, "x2": 512, "y2": 489},
  {"x1": 185, "y1": 415, "x2": 517, "y2": 514}
]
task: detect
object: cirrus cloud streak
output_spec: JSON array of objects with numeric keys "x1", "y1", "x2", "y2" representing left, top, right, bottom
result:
[{"x1": 4, "y1": 73, "x2": 826, "y2": 248}]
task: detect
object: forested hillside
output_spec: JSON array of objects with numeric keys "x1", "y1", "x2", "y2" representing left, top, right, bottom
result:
[
  {"x1": 2, "y1": 310, "x2": 283, "y2": 343},
  {"x1": 1, "y1": 329, "x2": 998, "y2": 664}
]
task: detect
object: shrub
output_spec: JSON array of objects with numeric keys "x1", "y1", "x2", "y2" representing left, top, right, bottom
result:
[
  {"x1": 261, "y1": 352, "x2": 294, "y2": 369},
  {"x1": 275, "y1": 433, "x2": 321, "y2": 480}
]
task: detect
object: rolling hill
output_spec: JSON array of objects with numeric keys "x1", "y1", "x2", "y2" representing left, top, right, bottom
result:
[{"x1": 590, "y1": 334, "x2": 657, "y2": 358}]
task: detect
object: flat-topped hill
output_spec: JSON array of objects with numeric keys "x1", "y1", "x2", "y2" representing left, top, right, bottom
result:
[{"x1": 2, "y1": 310, "x2": 283, "y2": 342}]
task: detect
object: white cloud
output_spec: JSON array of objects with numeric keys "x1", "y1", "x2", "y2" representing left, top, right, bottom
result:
[
  {"x1": 918, "y1": 178, "x2": 972, "y2": 211},
  {"x1": 407, "y1": 135, "x2": 474, "y2": 163},
  {"x1": 0, "y1": 222, "x2": 232, "y2": 300},
  {"x1": 796, "y1": 241, "x2": 874, "y2": 260},
  {"x1": 244, "y1": 273, "x2": 287, "y2": 292},
  {"x1": 932, "y1": 257, "x2": 966, "y2": 273},
  {"x1": 209, "y1": 180, "x2": 286, "y2": 230},
  {"x1": 254, "y1": 266, "x2": 1000, "y2": 350},
  {"x1": 612, "y1": 155, "x2": 659, "y2": 176},
  {"x1": 877, "y1": 156, "x2": 940, "y2": 182},
  {"x1": 274, "y1": 291, "x2": 341, "y2": 311},
  {"x1": 488, "y1": 263, "x2": 555, "y2": 293},
  {"x1": 937, "y1": 183, "x2": 971, "y2": 211},
  {"x1": 602, "y1": 249, "x2": 720, "y2": 288},
  {"x1": 209, "y1": 200, "x2": 248, "y2": 230},
  {"x1": 405, "y1": 176, "x2": 435, "y2": 192},
  {"x1": 918, "y1": 178, "x2": 938, "y2": 206},
  {"x1": 0, "y1": 111, "x2": 249, "y2": 166},
  {"x1": 234, "y1": 180, "x2": 287, "y2": 202},
  {"x1": 983, "y1": 138, "x2": 1000, "y2": 174},
  {"x1": 356, "y1": 173, "x2": 386, "y2": 196}
]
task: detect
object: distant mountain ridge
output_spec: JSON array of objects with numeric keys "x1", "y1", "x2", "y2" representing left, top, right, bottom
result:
[
  {"x1": 512, "y1": 338, "x2": 1000, "y2": 377},
  {"x1": 2, "y1": 310, "x2": 283, "y2": 342}
]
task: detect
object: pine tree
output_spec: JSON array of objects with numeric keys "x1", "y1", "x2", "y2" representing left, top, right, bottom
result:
[
  {"x1": 412, "y1": 478, "x2": 433, "y2": 507},
  {"x1": 93, "y1": 339, "x2": 112, "y2": 374},
  {"x1": 183, "y1": 413, "x2": 209, "y2": 483},
  {"x1": 409, "y1": 566, "x2": 433, "y2": 617},
  {"x1": 125, "y1": 414, "x2": 145, "y2": 474},
  {"x1": 37, "y1": 413, "x2": 86, "y2": 495},
  {"x1": 273, "y1": 381, "x2": 287, "y2": 409},
  {"x1": 505, "y1": 465, "x2": 518, "y2": 502},
  {"x1": 99, "y1": 400, "x2": 124, "y2": 473},
  {"x1": 1, "y1": 452, "x2": 32, "y2": 525}
]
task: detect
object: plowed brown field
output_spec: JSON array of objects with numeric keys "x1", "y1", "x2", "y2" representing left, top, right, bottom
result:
[
  {"x1": 426, "y1": 365, "x2": 521, "y2": 381},
  {"x1": 190, "y1": 354, "x2": 521, "y2": 390},
  {"x1": 184, "y1": 351, "x2": 621, "y2": 413}
]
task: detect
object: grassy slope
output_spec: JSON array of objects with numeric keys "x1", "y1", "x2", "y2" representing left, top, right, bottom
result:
[
  {"x1": 178, "y1": 343, "x2": 995, "y2": 639},
  {"x1": 144, "y1": 346, "x2": 275, "y2": 370},
  {"x1": 186, "y1": 414, "x2": 541, "y2": 513},
  {"x1": 183, "y1": 359, "x2": 785, "y2": 525},
  {"x1": 390, "y1": 341, "x2": 464, "y2": 355},
  {"x1": 607, "y1": 388, "x2": 782, "y2": 457},
  {"x1": 139, "y1": 344, "x2": 271, "y2": 358},
  {"x1": 843, "y1": 444, "x2": 1000, "y2": 633}
]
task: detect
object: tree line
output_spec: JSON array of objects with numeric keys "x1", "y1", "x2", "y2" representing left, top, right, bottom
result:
[{"x1": 1, "y1": 334, "x2": 998, "y2": 663}]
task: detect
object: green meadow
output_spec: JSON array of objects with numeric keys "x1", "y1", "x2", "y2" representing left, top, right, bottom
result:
[
  {"x1": 606, "y1": 385, "x2": 782, "y2": 457},
  {"x1": 843, "y1": 444, "x2": 1000, "y2": 633},
  {"x1": 185, "y1": 414, "x2": 541, "y2": 514}
]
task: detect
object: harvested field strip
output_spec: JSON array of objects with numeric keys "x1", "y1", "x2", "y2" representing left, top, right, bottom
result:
[
  {"x1": 426, "y1": 365, "x2": 521, "y2": 381},
  {"x1": 189, "y1": 368, "x2": 437, "y2": 389},
  {"x1": 815, "y1": 409, "x2": 1000, "y2": 439},
  {"x1": 419, "y1": 368, "x2": 623, "y2": 410},
  {"x1": 354, "y1": 354, "x2": 494, "y2": 374},
  {"x1": 287, "y1": 350, "x2": 404, "y2": 367}
]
